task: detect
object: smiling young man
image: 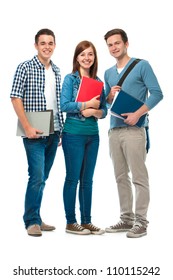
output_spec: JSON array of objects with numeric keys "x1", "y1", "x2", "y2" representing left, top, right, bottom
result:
[
  {"x1": 10, "y1": 29, "x2": 64, "y2": 237},
  {"x1": 104, "y1": 28, "x2": 163, "y2": 238}
]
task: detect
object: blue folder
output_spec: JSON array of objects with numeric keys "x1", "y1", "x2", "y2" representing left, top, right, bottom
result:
[{"x1": 110, "y1": 90, "x2": 147, "y2": 127}]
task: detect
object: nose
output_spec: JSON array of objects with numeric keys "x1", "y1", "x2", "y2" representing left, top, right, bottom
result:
[
  {"x1": 44, "y1": 43, "x2": 51, "y2": 49},
  {"x1": 84, "y1": 54, "x2": 90, "y2": 60}
]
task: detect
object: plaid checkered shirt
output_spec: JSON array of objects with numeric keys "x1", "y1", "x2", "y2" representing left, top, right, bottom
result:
[{"x1": 10, "y1": 55, "x2": 64, "y2": 132}]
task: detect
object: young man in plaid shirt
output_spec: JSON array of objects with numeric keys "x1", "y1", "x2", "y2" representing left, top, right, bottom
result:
[{"x1": 10, "y1": 28, "x2": 64, "y2": 237}]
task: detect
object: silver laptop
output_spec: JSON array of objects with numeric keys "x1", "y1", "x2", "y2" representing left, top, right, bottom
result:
[{"x1": 16, "y1": 110, "x2": 54, "y2": 137}]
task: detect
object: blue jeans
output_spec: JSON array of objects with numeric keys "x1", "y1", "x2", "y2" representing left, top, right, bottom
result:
[
  {"x1": 62, "y1": 132, "x2": 99, "y2": 224},
  {"x1": 23, "y1": 132, "x2": 60, "y2": 228}
]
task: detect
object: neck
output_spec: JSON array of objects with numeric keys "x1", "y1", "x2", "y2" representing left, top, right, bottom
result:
[
  {"x1": 80, "y1": 68, "x2": 90, "y2": 78},
  {"x1": 37, "y1": 55, "x2": 51, "y2": 69},
  {"x1": 116, "y1": 55, "x2": 131, "y2": 68}
]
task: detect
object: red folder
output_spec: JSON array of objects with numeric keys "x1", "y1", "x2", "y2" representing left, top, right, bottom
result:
[{"x1": 75, "y1": 76, "x2": 103, "y2": 102}]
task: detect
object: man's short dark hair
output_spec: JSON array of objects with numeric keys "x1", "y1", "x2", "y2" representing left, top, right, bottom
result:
[
  {"x1": 35, "y1": 28, "x2": 56, "y2": 44},
  {"x1": 104, "y1": 28, "x2": 128, "y2": 44}
]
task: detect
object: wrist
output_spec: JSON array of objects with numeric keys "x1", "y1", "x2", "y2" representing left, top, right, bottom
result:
[{"x1": 106, "y1": 95, "x2": 112, "y2": 104}]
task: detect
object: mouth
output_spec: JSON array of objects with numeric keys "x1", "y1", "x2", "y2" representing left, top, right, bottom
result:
[
  {"x1": 43, "y1": 50, "x2": 51, "y2": 54},
  {"x1": 112, "y1": 50, "x2": 119, "y2": 54},
  {"x1": 82, "y1": 61, "x2": 92, "y2": 65}
]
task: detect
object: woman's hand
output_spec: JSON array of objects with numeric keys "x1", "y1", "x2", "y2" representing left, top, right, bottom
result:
[
  {"x1": 81, "y1": 108, "x2": 95, "y2": 117},
  {"x1": 87, "y1": 95, "x2": 100, "y2": 109}
]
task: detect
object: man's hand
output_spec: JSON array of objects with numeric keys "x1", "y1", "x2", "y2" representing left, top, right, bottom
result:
[
  {"x1": 106, "y1": 85, "x2": 121, "y2": 104},
  {"x1": 25, "y1": 127, "x2": 43, "y2": 138}
]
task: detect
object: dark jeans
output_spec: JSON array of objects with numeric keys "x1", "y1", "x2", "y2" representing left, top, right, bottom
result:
[
  {"x1": 23, "y1": 132, "x2": 60, "y2": 228},
  {"x1": 62, "y1": 132, "x2": 99, "y2": 224}
]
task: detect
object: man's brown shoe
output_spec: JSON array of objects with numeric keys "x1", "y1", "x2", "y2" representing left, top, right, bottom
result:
[
  {"x1": 27, "y1": 224, "x2": 42, "y2": 237},
  {"x1": 40, "y1": 222, "x2": 56, "y2": 231}
]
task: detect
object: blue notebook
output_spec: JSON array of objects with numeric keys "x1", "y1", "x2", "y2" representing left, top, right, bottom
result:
[{"x1": 110, "y1": 90, "x2": 146, "y2": 127}]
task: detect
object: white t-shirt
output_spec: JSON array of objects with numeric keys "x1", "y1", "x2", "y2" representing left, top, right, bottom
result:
[
  {"x1": 117, "y1": 67, "x2": 124, "y2": 74},
  {"x1": 44, "y1": 66, "x2": 60, "y2": 131}
]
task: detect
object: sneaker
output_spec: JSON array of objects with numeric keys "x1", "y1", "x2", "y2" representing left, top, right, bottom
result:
[
  {"x1": 126, "y1": 223, "x2": 147, "y2": 238},
  {"x1": 27, "y1": 224, "x2": 42, "y2": 237},
  {"x1": 40, "y1": 222, "x2": 56, "y2": 231},
  {"x1": 66, "y1": 223, "x2": 90, "y2": 235},
  {"x1": 105, "y1": 221, "x2": 133, "y2": 233},
  {"x1": 81, "y1": 223, "x2": 105, "y2": 235}
]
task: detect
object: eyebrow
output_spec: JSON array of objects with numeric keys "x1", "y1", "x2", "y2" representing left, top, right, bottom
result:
[{"x1": 39, "y1": 41, "x2": 54, "y2": 44}]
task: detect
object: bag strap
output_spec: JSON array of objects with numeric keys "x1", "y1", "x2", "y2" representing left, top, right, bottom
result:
[
  {"x1": 117, "y1": 58, "x2": 141, "y2": 86},
  {"x1": 117, "y1": 58, "x2": 150, "y2": 152}
]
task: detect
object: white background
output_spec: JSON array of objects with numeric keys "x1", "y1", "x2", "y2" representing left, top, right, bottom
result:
[{"x1": 1, "y1": 0, "x2": 172, "y2": 279}]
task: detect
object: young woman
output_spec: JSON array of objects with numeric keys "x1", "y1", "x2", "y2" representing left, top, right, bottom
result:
[{"x1": 60, "y1": 40, "x2": 107, "y2": 235}]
